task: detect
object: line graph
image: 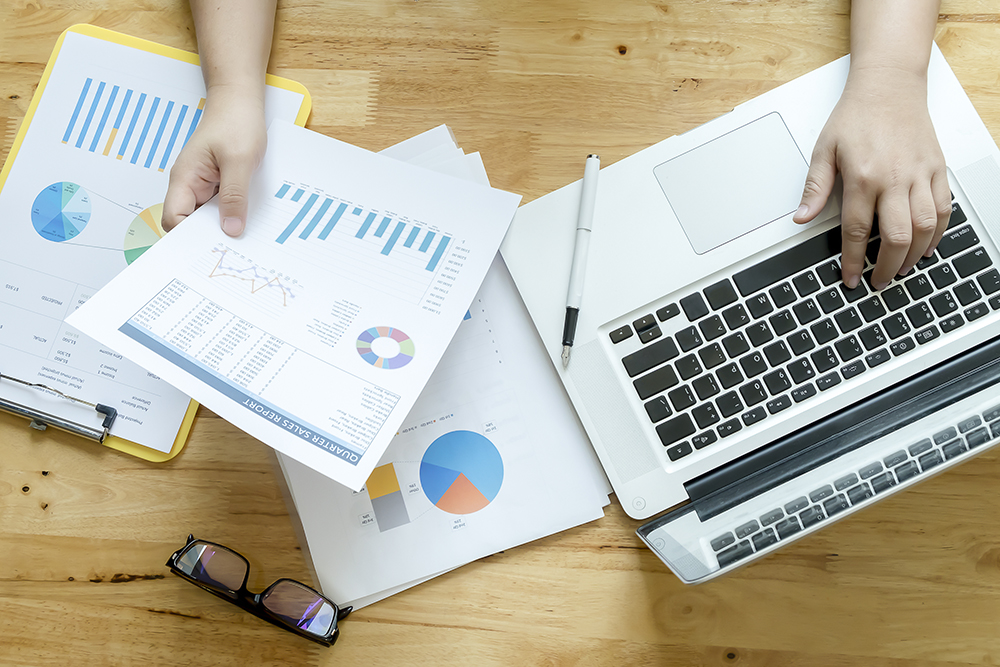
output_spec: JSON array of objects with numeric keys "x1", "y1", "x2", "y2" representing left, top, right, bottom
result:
[{"x1": 204, "y1": 245, "x2": 302, "y2": 314}]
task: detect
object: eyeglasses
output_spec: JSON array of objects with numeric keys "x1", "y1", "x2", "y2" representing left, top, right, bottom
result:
[{"x1": 166, "y1": 535, "x2": 351, "y2": 646}]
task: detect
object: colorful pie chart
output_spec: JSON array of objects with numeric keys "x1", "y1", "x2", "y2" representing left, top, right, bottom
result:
[
  {"x1": 30, "y1": 182, "x2": 91, "y2": 242},
  {"x1": 420, "y1": 431, "x2": 503, "y2": 514},
  {"x1": 356, "y1": 326, "x2": 415, "y2": 369},
  {"x1": 123, "y1": 203, "x2": 165, "y2": 264}
]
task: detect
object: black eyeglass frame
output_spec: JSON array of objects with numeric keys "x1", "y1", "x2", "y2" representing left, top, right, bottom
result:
[{"x1": 165, "y1": 534, "x2": 351, "y2": 647}]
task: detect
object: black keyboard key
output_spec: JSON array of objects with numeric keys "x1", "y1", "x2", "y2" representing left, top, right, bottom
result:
[
  {"x1": 817, "y1": 260, "x2": 842, "y2": 286},
  {"x1": 908, "y1": 439, "x2": 933, "y2": 456},
  {"x1": 704, "y1": 279, "x2": 739, "y2": 310},
  {"x1": 809, "y1": 485, "x2": 835, "y2": 503},
  {"x1": 919, "y1": 449, "x2": 944, "y2": 471},
  {"x1": 681, "y1": 293, "x2": 709, "y2": 321},
  {"x1": 639, "y1": 326, "x2": 662, "y2": 343},
  {"x1": 666, "y1": 441, "x2": 693, "y2": 461},
  {"x1": 788, "y1": 330, "x2": 816, "y2": 355},
  {"x1": 656, "y1": 303, "x2": 680, "y2": 321},
  {"x1": 739, "y1": 381, "x2": 768, "y2": 408},
  {"x1": 816, "y1": 372, "x2": 841, "y2": 391},
  {"x1": 717, "y1": 540, "x2": 754, "y2": 568},
  {"x1": 752, "y1": 528, "x2": 779, "y2": 551},
  {"x1": 905, "y1": 273, "x2": 934, "y2": 300},
  {"x1": 870, "y1": 472, "x2": 897, "y2": 494},
  {"x1": 791, "y1": 383, "x2": 817, "y2": 403},
  {"x1": 711, "y1": 533, "x2": 736, "y2": 552},
  {"x1": 792, "y1": 299, "x2": 821, "y2": 325},
  {"x1": 811, "y1": 318, "x2": 839, "y2": 345},
  {"x1": 930, "y1": 291, "x2": 958, "y2": 317},
  {"x1": 884, "y1": 450, "x2": 908, "y2": 467},
  {"x1": 834, "y1": 307, "x2": 862, "y2": 333},
  {"x1": 655, "y1": 413, "x2": 696, "y2": 447},
  {"x1": 699, "y1": 342, "x2": 727, "y2": 369},
  {"x1": 823, "y1": 494, "x2": 850, "y2": 517},
  {"x1": 676, "y1": 354, "x2": 703, "y2": 380},
  {"x1": 936, "y1": 224, "x2": 978, "y2": 258},
  {"x1": 882, "y1": 285, "x2": 910, "y2": 311},
  {"x1": 890, "y1": 336, "x2": 916, "y2": 356},
  {"x1": 746, "y1": 321, "x2": 774, "y2": 347},
  {"x1": 610, "y1": 326, "x2": 634, "y2": 343},
  {"x1": 988, "y1": 294, "x2": 1000, "y2": 310},
  {"x1": 633, "y1": 314, "x2": 657, "y2": 332},
  {"x1": 699, "y1": 315, "x2": 727, "y2": 341},
  {"x1": 914, "y1": 326, "x2": 940, "y2": 345},
  {"x1": 860, "y1": 462, "x2": 883, "y2": 479},
  {"x1": 622, "y1": 337, "x2": 680, "y2": 377},
  {"x1": 716, "y1": 391, "x2": 744, "y2": 417},
  {"x1": 692, "y1": 430, "x2": 718, "y2": 449},
  {"x1": 775, "y1": 517, "x2": 802, "y2": 539},
  {"x1": 977, "y1": 268, "x2": 1000, "y2": 295},
  {"x1": 929, "y1": 263, "x2": 958, "y2": 289},
  {"x1": 738, "y1": 350, "x2": 768, "y2": 378},
  {"x1": 717, "y1": 418, "x2": 743, "y2": 438},
  {"x1": 811, "y1": 346, "x2": 839, "y2": 373},
  {"x1": 858, "y1": 296, "x2": 887, "y2": 322},
  {"x1": 735, "y1": 520, "x2": 760, "y2": 539},
  {"x1": 847, "y1": 483, "x2": 874, "y2": 505},
  {"x1": 895, "y1": 460, "x2": 920, "y2": 482},
  {"x1": 733, "y1": 227, "x2": 841, "y2": 297},
  {"x1": 934, "y1": 427, "x2": 957, "y2": 445},
  {"x1": 644, "y1": 396, "x2": 672, "y2": 423},
  {"x1": 692, "y1": 375, "x2": 721, "y2": 401},
  {"x1": 834, "y1": 473, "x2": 858, "y2": 491},
  {"x1": 769, "y1": 310, "x2": 796, "y2": 335},
  {"x1": 942, "y1": 439, "x2": 968, "y2": 460},
  {"x1": 692, "y1": 403, "x2": 721, "y2": 429},
  {"x1": 865, "y1": 348, "x2": 891, "y2": 368},
  {"x1": 840, "y1": 280, "x2": 869, "y2": 303},
  {"x1": 766, "y1": 394, "x2": 792, "y2": 414},
  {"x1": 784, "y1": 497, "x2": 809, "y2": 514},
  {"x1": 717, "y1": 364, "x2": 744, "y2": 389},
  {"x1": 788, "y1": 358, "x2": 816, "y2": 384},
  {"x1": 746, "y1": 293, "x2": 775, "y2": 319},
  {"x1": 760, "y1": 508, "x2": 784, "y2": 526},
  {"x1": 722, "y1": 332, "x2": 751, "y2": 358},
  {"x1": 676, "y1": 326, "x2": 704, "y2": 352},
  {"x1": 985, "y1": 405, "x2": 1000, "y2": 421},
  {"x1": 965, "y1": 303, "x2": 989, "y2": 322},
  {"x1": 904, "y1": 302, "x2": 935, "y2": 328},
  {"x1": 769, "y1": 282, "x2": 797, "y2": 308},
  {"x1": 948, "y1": 201, "x2": 967, "y2": 227},
  {"x1": 962, "y1": 417, "x2": 985, "y2": 437},
  {"x1": 633, "y1": 365, "x2": 680, "y2": 400},
  {"x1": 835, "y1": 335, "x2": 863, "y2": 361},
  {"x1": 793, "y1": 271, "x2": 821, "y2": 296},
  {"x1": 916, "y1": 253, "x2": 939, "y2": 269},
  {"x1": 967, "y1": 427, "x2": 990, "y2": 449},
  {"x1": 800, "y1": 506, "x2": 825, "y2": 528},
  {"x1": 668, "y1": 385, "x2": 697, "y2": 411},
  {"x1": 954, "y1": 280, "x2": 982, "y2": 306},
  {"x1": 881, "y1": 313, "x2": 911, "y2": 339},
  {"x1": 940, "y1": 313, "x2": 964, "y2": 333},
  {"x1": 722, "y1": 304, "x2": 750, "y2": 329},
  {"x1": 840, "y1": 359, "x2": 866, "y2": 379},
  {"x1": 858, "y1": 324, "x2": 887, "y2": 351}
]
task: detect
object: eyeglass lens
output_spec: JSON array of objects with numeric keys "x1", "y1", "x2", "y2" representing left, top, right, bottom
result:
[
  {"x1": 262, "y1": 580, "x2": 337, "y2": 638},
  {"x1": 176, "y1": 542, "x2": 247, "y2": 595}
]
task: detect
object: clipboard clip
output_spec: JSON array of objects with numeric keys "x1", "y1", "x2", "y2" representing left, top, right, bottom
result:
[{"x1": 0, "y1": 371, "x2": 118, "y2": 443}]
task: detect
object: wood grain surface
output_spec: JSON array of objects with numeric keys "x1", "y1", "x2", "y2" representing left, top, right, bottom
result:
[{"x1": 3, "y1": 2, "x2": 1000, "y2": 665}]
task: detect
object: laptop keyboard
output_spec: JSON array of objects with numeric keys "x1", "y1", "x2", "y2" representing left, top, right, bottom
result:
[
  {"x1": 709, "y1": 402, "x2": 1000, "y2": 568},
  {"x1": 609, "y1": 201, "x2": 1000, "y2": 462}
]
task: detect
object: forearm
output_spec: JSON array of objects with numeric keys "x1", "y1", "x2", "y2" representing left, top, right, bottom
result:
[
  {"x1": 849, "y1": 0, "x2": 940, "y2": 77},
  {"x1": 190, "y1": 0, "x2": 277, "y2": 97}
]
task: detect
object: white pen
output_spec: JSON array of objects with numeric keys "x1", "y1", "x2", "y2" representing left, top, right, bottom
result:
[{"x1": 561, "y1": 154, "x2": 600, "y2": 367}]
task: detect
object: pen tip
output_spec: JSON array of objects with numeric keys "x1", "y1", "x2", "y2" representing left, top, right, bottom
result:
[{"x1": 561, "y1": 346, "x2": 571, "y2": 368}]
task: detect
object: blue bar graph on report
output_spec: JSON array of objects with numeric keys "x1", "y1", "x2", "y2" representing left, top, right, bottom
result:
[
  {"x1": 62, "y1": 77, "x2": 204, "y2": 170},
  {"x1": 272, "y1": 184, "x2": 451, "y2": 271}
]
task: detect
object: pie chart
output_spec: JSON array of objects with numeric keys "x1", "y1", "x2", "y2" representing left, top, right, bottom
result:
[
  {"x1": 30, "y1": 182, "x2": 91, "y2": 242},
  {"x1": 123, "y1": 203, "x2": 165, "y2": 264},
  {"x1": 419, "y1": 430, "x2": 503, "y2": 514}
]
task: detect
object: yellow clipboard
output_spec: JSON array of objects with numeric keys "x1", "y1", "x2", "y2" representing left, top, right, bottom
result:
[{"x1": 0, "y1": 24, "x2": 311, "y2": 462}]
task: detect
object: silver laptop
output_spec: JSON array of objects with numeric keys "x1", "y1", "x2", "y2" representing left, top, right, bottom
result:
[{"x1": 500, "y1": 46, "x2": 1000, "y2": 583}]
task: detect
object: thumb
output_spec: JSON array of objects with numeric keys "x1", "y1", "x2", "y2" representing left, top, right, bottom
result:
[
  {"x1": 794, "y1": 143, "x2": 837, "y2": 225},
  {"x1": 216, "y1": 158, "x2": 255, "y2": 237}
]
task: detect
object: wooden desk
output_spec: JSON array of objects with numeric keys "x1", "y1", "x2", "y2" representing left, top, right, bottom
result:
[{"x1": 3, "y1": 2, "x2": 1000, "y2": 665}]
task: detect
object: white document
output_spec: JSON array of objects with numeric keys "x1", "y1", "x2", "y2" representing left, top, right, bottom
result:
[
  {"x1": 68, "y1": 120, "x2": 522, "y2": 488},
  {"x1": 277, "y1": 129, "x2": 610, "y2": 609},
  {"x1": 0, "y1": 28, "x2": 305, "y2": 452}
]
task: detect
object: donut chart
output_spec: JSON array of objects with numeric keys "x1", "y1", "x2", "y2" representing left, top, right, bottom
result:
[
  {"x1": 123, "y1": 203, "x2": 165, "y2": 264},
  {"x1": 419, "y1": 431, "x2": 503, "y2": 515},
  {"x1": 31, "y1": 182, "x2": 91, "y2": 242},
  {"x1": 356, "y1": 326, "x2": 415, "y2": 369}
]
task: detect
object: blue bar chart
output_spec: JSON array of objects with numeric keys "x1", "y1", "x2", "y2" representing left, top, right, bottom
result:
[{"x1": 62, "y1": 77, "x2": 204, "y2": 172}]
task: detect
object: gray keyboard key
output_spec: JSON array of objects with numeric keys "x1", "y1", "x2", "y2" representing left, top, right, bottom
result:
[
  {"x1": 908, "y1": 439, "x2": 933, "y2": 456},
  {"x1": 752, "y1": 528, "x2": 779, "y2": 551},
  {"x1": 967, "y1": 427, "x2": 990, "y2": 449},
  {"x1": 894, "y1": 460, "x2": 920, "y2": 482},
  {"x1": 717, "y1": 540, "x2": 754, "y2": 568},
  {"x1": 847, "y1": 483, "x2": 873, "y2": 505},
  {"x1": 775, "y1": 517, "x2": 802, "y2": 539},
  {"x1": 883, "y1": 450, "x2": 908, "y2": 468},
  {"x1": 919, "y1": 450, "x2": 944, "y2": 471},
  {"x1": 942, "y1": 439, "x2": 968, "y2": 460},
  {"x1": 735, "y1": 520, "x2": 760, "y2": 539},
  {"x1": 834, "y1": 473, "x2": 858, "y2": 491},
  {"x1": 800, "y1": 506, "x2": 825, "y2": 528},
  {"x1": 760, "y1": 508, "x2": 784, "y2": 526},
  {"x1": 809, "y1": 485, "x2": 835, "y2": 503},
  {"x1": 934, "y1": 427, "x2": 958, "y2": 445},
  {"x1": 784, "y1": 496, "x2": 809, "y2": 514},
  {"x1": 711, "y1": 532, "x2": 736, "y2": 552},
  {"x1": 859, "y1": 462, "x2": 883, "y2": 479},
  {"x1": 870, "y1": 472, "x2": 897, "y2": 494},
  {"x1": 823, "y1": 494, "x2": 850, "y2": 517}
]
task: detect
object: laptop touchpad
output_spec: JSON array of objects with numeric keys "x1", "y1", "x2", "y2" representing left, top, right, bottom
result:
[{"x1": 653, "y1": 112, "x2": 809, "y2": 255}]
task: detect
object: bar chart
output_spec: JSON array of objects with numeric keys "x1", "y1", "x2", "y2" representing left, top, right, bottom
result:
[{"x1": 62, "y1": 77, "x2": 204, "y2": 172}]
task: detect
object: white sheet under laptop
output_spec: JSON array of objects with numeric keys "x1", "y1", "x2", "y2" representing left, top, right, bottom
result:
[{"x1": 501, "y1": 45, "x2": 1000, "y2": 582}]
